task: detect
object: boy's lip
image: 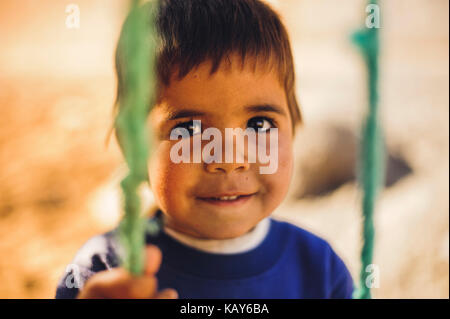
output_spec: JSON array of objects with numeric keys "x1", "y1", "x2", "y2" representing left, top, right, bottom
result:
[
  {"x1": 196, "y1": 191, "x2": 258, "y2": 199},
  {"x1": 196, "y1": 192, "x2": 257, "y2": 207}
]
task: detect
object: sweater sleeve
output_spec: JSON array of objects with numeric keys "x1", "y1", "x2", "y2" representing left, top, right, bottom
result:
[{"x1": 55, "y1": 233, "x2": 121, "y2": 299}]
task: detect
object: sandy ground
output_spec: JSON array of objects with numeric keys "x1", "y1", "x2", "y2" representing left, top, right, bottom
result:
[{"x1": 0, "y1": 0, "x2": 448, "y2": 298}]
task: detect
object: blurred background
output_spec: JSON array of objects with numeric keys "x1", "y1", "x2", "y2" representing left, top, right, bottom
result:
[{"x1": 0, "y1": 0, "x2": 448, "y2": 298}]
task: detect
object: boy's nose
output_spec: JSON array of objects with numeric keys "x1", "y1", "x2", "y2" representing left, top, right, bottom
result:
[
  {"x1": 203, "y1": 127, "x2": 252, "y2": 173},
  {"x1": 205, "y1": 161, "x2": 250, "y2": 174}
]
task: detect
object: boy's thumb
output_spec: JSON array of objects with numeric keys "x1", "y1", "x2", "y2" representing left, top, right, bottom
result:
[{"x1": 144, "y1": 245, "x2": 163, "y2": 276}]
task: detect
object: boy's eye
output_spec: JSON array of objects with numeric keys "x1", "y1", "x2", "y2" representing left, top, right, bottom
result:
[
  {"x1": 247, "y1": 117, "x2": 276, "y2": 133},
  {"x1": 172, "y1": 120, "x2": 201, "y2": 137}
]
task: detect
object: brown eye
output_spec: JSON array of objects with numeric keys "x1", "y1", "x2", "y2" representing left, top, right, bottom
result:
[
  {"x1": 247, "y1": 117, "x2": 275, "y2": 133},
  {"x1": 172, "y1": 120, "x2": 201, "y2": 137}
]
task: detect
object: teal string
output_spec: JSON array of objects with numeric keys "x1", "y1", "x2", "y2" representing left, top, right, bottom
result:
[
  {"x1": 115, "y1": 0, "x2": 158, "y2": 276},
  {"x1": 352, "y1": 0, "x2": 385, "y2": 299}
]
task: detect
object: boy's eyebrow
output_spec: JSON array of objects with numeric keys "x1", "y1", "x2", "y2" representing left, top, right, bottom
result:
[
  {"x1": 165, "y1": 104, "x2": 287, "y2": 121},
  {"x1": 244, "y1": 104, "x2": 287, "y2": 117},
  {"x1": 166, "y1": 109, "x2": 207, "y2": 121}
]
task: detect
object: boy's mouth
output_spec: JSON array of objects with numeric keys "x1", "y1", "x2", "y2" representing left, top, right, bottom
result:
[{"x1": 196, "y1": 193, "x2": 256, "y2": 206}]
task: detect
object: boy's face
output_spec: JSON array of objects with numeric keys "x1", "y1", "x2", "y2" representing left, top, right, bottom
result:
[{"x1": 148, "y1": 54, "x2": 294, "y2": 239}]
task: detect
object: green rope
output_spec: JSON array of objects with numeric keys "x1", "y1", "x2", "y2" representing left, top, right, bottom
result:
[
  {"x1": 114, "y1": 0, "x2": 158, "y2": 276},
  {"x1": 352, "y1": 0, "x2": 385, "y2": 299}
]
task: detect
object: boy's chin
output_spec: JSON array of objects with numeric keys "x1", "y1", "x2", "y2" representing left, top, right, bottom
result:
[{"x1": 163, "y1": 211, "x2": 264, "y2": 239}]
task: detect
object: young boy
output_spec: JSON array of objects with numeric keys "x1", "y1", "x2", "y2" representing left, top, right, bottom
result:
[{"x1": 56, "y1": 0, "x2": 354, "y2": 299}]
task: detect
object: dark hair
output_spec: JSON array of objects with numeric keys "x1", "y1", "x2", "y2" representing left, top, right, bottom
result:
[{"x1": 113, "y1": 0, "x2": 302, "y2": 141}]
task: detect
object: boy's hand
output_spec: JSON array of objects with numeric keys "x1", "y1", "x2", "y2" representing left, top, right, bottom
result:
[{"x1": 77, "y1": 245, "x2": 178, "y2": 299}]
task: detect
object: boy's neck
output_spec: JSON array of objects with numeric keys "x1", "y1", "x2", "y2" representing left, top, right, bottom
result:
[{"x1": 161, "y1": 216, "x2": 271, "y2": 254}]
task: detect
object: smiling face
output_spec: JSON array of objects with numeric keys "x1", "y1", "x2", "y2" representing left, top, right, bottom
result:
[{"x1": 148, "y1": 54, "x2": 294, "y2": 239}]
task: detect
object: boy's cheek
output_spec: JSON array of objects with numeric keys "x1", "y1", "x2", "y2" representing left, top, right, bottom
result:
[
  {"x1": 279, "y1": 138, "x2": 294, "y2": 178},
  {"x1": 148, "y1": 142, "x2": 175, "y2": 194},
  {"x1": 260, "y1": 137, "x2": 293, "y2": 204},
  {"x1": 148, "y1": 141, "x2": 199, "y2": 193},
  {"x1": 264, "y1": 130, "x2": 293, "y2": 176}
]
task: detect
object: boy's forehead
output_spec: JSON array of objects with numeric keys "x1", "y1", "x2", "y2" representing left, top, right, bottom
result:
[
  {"x1": 153, "y1": 85, "x2": 288, "y2": 125},
  {"x1": 155, "y1": 58, "x2": 287, "y2": 114}
]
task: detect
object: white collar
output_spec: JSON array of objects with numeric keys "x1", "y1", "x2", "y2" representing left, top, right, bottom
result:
[{"x1": 162, "y1": 217, "x2": 271, "y2": 255}]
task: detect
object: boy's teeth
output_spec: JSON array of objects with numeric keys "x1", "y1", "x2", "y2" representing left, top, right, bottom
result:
[{"x1": 214, "y1": 195, "x2": 239, "y2": 201}]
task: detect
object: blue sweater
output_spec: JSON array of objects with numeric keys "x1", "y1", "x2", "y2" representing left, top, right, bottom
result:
[{"x1": 55, "y1": 212, "x2": 354, "y2": 299}]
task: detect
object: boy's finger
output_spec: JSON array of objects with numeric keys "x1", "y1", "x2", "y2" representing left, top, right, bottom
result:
[
  {"x1": 155, "y1": 288, "x2": 178, "y2": 299},
  {"x1": 144, "y1": 245, "x2": 162, "y2": 276},
  {"x1": 127, "y1": 276, "x2": 158, "y2": 299},
  {"x1": 82, "y1": 269, "x2": 158, "y2": 299},
  {"x1": 78, "y1": 268, "x2": 129, "y2": 299}
]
